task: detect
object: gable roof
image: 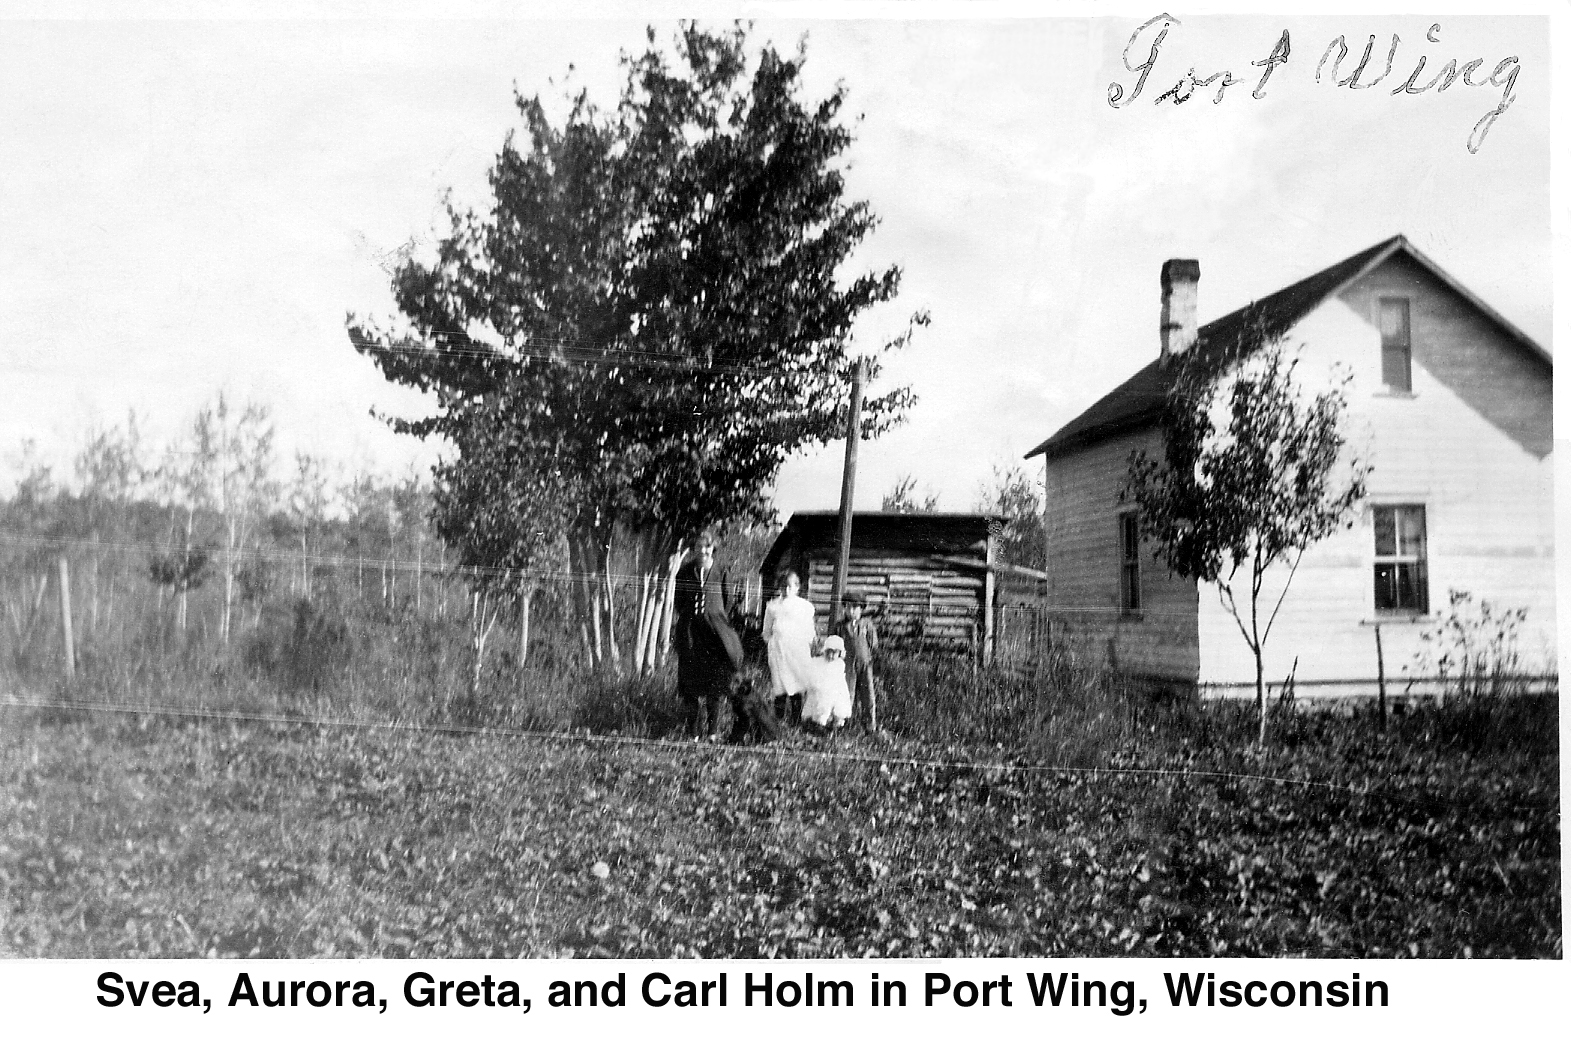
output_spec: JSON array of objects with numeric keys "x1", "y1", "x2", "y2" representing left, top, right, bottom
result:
[
  {"x1": 1025, "y1": 235, "x2": 1552, "y2": 461},
  {"x1": 760, "y1": 510, "x2": 1001, "y2": 574}
]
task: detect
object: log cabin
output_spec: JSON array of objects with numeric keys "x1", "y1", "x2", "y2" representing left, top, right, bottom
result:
[
  {"x1": 759, "y1": 511, "x2": 1004, "y2": 659},
  {"x1": 1026, "y1": 235, "x2": 1555, "y2": 699}
]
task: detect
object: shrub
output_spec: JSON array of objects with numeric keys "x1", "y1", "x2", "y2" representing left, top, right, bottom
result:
[
  {"x1": 245, "y1": 597, "x2": 350, "y2": 695},
  {"x1": 1417, "y1": 591, "x2": 1536, "y2": 707},
  {"x1": 882, "y1": 640, "x2": 1144, "y2": 767}
]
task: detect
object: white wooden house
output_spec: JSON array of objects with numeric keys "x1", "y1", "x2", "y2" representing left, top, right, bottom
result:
[{"x1": 1025, "y1": 235, "x2": 1554, "y2": 698}]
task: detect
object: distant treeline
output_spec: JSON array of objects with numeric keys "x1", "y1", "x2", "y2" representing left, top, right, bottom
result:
[
  {"x1": 0, "y1": 398, "x2": 776, "y2": 696},
  {"x1": 3, "y1": 394, "x2": 1046, "y2": 702}
]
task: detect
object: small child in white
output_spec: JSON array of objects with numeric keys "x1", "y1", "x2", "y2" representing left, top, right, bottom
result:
[{"x1": 801, "y1": 635, "x2": 854, "y2": 733}]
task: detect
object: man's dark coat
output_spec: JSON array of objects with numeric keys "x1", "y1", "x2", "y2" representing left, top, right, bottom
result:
[{"x1": 673, "y1": 557, "x2": 744, "y2": 700}]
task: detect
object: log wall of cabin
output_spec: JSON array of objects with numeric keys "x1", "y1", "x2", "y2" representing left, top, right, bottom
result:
[
  {"x1": 802, "y1": 550, "x2": 987, "y2": 653},
  {"x1": 1194, "y1": 256, "x2": 1556, "y2": 694},
  {"x1": 1042, "y1": 424, "x2": 1201, "y2": 683}
]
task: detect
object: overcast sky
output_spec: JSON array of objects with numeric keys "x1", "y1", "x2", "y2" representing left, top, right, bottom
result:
[{"x1": 0, "y1": 9, "x2": 1553, "y2": 519}]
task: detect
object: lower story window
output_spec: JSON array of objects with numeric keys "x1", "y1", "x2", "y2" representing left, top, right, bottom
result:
[
  {"x1": 1118, "y1": 512, "x2": 1141, "y2": 614},
  {"x1": 1374, "y1": 504, "x2": 1428, "y2": 612}
]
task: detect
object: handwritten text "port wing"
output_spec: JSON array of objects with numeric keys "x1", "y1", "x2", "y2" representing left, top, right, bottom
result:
[{"x1": 1109, "y1": 15, "x2": 1523, "y2": 154}]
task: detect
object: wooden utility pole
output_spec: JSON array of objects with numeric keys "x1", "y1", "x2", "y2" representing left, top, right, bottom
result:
[
  {"x1": 831, "y1": 358, "x2": 867, "y2": 625},
  {"x1": 58, "y1": 557, "x2": 76, "y2": 681}
]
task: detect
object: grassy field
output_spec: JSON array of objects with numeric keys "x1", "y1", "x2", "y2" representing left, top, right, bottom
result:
[{"x1": 0, "y1": 675, "x2": 1559, "y2": 959}]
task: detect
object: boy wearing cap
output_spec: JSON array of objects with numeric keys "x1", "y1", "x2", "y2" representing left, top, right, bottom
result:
[{"x1": 835, "y1": 592, "x2": 880, "y2": 731}]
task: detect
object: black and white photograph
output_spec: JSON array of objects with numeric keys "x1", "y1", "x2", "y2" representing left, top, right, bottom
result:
[{"x1": 0, "y1": 1, "x2": 1560, "y2": 1007}]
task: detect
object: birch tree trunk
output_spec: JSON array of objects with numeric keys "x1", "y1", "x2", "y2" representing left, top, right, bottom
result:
[
  {"x1": 657, "y1": 545, "x2": 683, "y2": 667},
  {"x1": 602, "y1": 550, "x2": 621, "y2": 672},
  {"x1": 90, "y1": 532, "x2": 100, "y2": 635},
  {"x1": 569, "y1": 525, "x2": 623, "y2": 670},
  {"x1": 649, "y1": 581, "x2": 669, "y2": 673},
  {"x1": 221, "y1": 516, "x2": 236, "y2": 644},
  {"x1": 473, "y1": 590, "x2": 498, "y2": 694},
  {"x1": 633, "y1": 573, "x2": 656, "y2": 675},
  {"x1": 516, "y1": 588, "x2": 531, "y2": 670},
  {"x1": 178, "y1": 507, "x2": 195, "y2": 634},
  {"x1": 567, "y1": 536, "x2": 595, "y2": 663},
  {"x1": 589, "y1": 582, "x2": 605, "y2": 665}
]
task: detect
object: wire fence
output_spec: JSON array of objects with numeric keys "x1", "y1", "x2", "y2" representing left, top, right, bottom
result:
[
  {"x1": 1, "y1": 528, "x2": 1072, "y2": 694},
  {"x1": 0, "y1": 527, "x2": 1080, "y2": 668},
  {"x1": 0, "y1": 529, "x2": 1198, "y2": 618}
]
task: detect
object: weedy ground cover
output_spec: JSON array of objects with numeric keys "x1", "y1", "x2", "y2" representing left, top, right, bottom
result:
[{"x1": 0, "y1": 679, "x2": 1557, "y2": 959}]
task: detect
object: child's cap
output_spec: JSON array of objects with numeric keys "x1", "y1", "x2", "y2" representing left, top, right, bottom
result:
[
  {"x1": 822, "y1": 635, "x2": 846, "y2": 655},
  {"x1": 843, "y1": 591, "x2": 865, "y2": 607}
]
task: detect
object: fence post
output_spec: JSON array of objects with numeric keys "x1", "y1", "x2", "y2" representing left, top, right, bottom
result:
[
  {"x1": 58, "y1": 556, "x2": 76, "y2": 681},
  {"x1": 1374, "y1": 622, "x2": 1387, "y2": 729}
]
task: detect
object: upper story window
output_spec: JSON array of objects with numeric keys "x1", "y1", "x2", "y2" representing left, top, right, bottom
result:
[
  {"x1": 1378, "y1": 297, "x2": 1412, "y2": 392},
  {"x1": 1373, "y1": 504, "x2": 1427, "y2": 613},
  {"x1": 1118, "y1": 511, "x2": 1141, "y2": 615}
]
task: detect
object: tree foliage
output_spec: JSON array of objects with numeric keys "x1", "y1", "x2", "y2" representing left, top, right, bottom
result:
[
  {"x1": 977, "y1": 462, "x2": 1045, "y2": 570},
  {"x1": 145, "y1": 395, "x2": 276, "y2": 638},
  {"x1": 880, "y1": 475, "x2": 939, "y2": 514},
  {"x1": 75, "y1": 413, "x2": 147, "y2": 514},
  {"x1": 348, "y1": 23, "x2": 922, "y2": 662},
  {"x1": 1125, "y1": 322, "x2": 1369, "y2": 739}
]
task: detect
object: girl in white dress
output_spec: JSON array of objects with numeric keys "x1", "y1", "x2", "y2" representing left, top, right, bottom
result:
[
  {"x1": 802, "y1": 635, "x2": 853, "y2": 732},
  {"x1": 762, "y1": 570, "x2": 817, "y2": 721}
]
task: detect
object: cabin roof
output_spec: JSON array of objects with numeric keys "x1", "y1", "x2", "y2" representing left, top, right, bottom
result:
[
  {"x1": 760, "y1": 510, "x2": 1002, "y2": 575},
  {"x1": 1024, "y1": 235, "x2": 1552, "y2": 462}
]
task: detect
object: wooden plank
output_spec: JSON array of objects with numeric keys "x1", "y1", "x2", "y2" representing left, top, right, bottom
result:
[{"x1": 936, "y1": 553, "x2": 1051, "y2": 582}]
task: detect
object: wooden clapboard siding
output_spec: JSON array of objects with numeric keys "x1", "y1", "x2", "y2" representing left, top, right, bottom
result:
[
  {"x1": 1042, "y1": 424, "x2": 1201, "y2": 682},
  {"x1": 1197, "y1": 256, "x2": 1555, "y2": 692}
]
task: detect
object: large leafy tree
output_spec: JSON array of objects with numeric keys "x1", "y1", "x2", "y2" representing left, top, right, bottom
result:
[
  {"x1": 1125, "y1": 322, "x2": 1368, "y2": 742},
  {"x1": 349, "y1": 23, "x2": 920, "y2": 666}
]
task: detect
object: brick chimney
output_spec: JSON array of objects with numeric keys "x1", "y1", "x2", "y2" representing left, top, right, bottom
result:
[{"x1": 1159, "y1": 258, "x2": 1200, "y2": 364}]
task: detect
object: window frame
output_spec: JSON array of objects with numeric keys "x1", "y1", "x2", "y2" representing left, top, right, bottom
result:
[
  {"x1": 1377, "y1": 296, "x2": 1413, "y2": 393},
  {"x1": 1372, "y1": 503, "x2": 1429, "y2": 615},
  {"x1": 1117, "y1": 510, "x2": 1141, "y2": 616}
]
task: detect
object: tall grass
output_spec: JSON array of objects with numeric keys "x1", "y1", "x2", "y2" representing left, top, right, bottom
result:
[{"x1": 879, "y1": 650, "x2": 1133, "y2": 766}]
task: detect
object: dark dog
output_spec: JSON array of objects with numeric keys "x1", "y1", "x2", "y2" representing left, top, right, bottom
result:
[
  {"x1": 716, "y1": 610, "x2": 786, "y2": 744},
  {"x1": 726, "y1": 666, "x2": 784, "y2": 744}
]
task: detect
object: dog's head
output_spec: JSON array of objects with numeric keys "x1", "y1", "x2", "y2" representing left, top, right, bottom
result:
[{"x1": 728, "y1": 663, "x2": 761, "y2": 695}]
